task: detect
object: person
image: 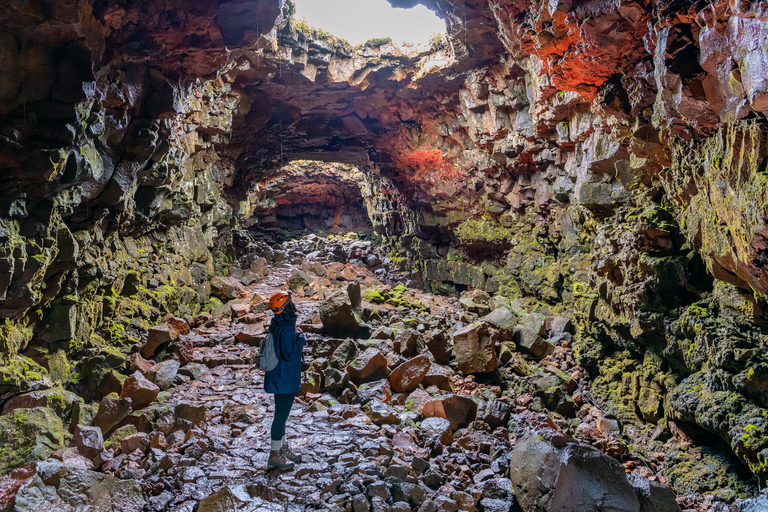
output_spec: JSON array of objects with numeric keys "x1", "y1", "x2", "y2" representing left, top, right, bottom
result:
[{"x1": 265, "y1": 290, "x2": 306, "y2": 470}]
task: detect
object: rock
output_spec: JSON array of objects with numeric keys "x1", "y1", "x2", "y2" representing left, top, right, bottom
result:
[
  {"x1": 14, "y1": 461, "x2": 144, "y2": 511},
  {"x1": 211, "y1": 276, "x2": 248, "y2": 300},
  {"x1": 519, "y1": 312, "x2": 546, "y2": 336},
  {"x1": 1, "y1": 387, "x2": 80, "y2": 416},
  {"x1": 419, "y1": 417, "x2": 453, "y2": 445},
  {"x1": 477, "y1": 399, "x2": 512, "y2": 429},
  {"x1": 509, "y1": 431, "x2": 640, "y2": 512},
  {"x1": 423, "y1": 395, "x2": 477, "y2": 431},
  {"x1": 422, "y1": 364, "x2": 454, "y2": 391},
  {"x1": 120, "y1": 432, "x2": 147, "y2": 454},
  {"x1": 363, "y1": 399, "x2": 399, "y2": 425},
  {"x1": 233, "y1": 323, "x2": 265, "y2": 345},
  {"x1": 141, "y1": 325, "x2": 174, "y2": 359},
  {"x1": 146, "y1": 360, "x2": 180, "y2": 390},
  {"x1": 288, "y1": 269, "x2": 314, "y2": 290},
  {"x1": 547, "y1": 316, "x2": 573, "y2": 337},
  {"x1": 405, "y1": 388, "x2": 432, "y2": 416},
  {"x1": 483, "y1": 308, "x2": 517, "y2": 333},
  {"x1": 627, "y1": 474, "x2": 681, "y2": 512},
  {"x1": 104, "y1": 425, "x2": 139, "y2": 451},
  {"x1": 424, "y1": 329, "x2": 450, "y2": 364},
  {"x1": 395, "y1": 329, "x2": 420, "y2": 357},
  {"x1": 93, "y1": 396, "x2": 132, "y2": 435},
  {"x1": 120, "y1": 371, "x2": 160, "y2": 409},
  {"x1": 126, "y1": 353, "x2": 155, "y2": 374},
  {"x1": 532, "y1": 372, "x2": 576, "y2": 417},
  {"x1": 0, "y1": 408, "x2": 66, "y2": 475},
  {"x1": 164, "y1": 315, "x2": 190, "y2": 336},
  {"x1": 73, "y1": 426, "x2": 104, "y2": 461},
  {"x1": 357, "y1": 379, "x2": 392, "y2": 404},
  {"x1": 250, "y1": 257, "x2": 270, "y2": 277},
  {"x1": 175, "y1": 403, "x2": 206, "y2": 425},
  {"x1": 347, "y1": 348, "x2": 389, "y2": 384},
  {"x1": 320, "y1": 291, "x2": 369, "y2": 338},
  {"x1": 348, "y1": 281, "x2": 362, "y2": 310},
  {"x1": 452, "y1": 322, "x2": 497, "y2": 374},
  {"x1": 389, "y1": 355, "x2": 431, "y2": 393},
  {"x1": 514, "y1": 326, "x2": 553, "y2": 357},
  {"x1": 178, "y1": 363, "x2": 207, "y2": 380}
]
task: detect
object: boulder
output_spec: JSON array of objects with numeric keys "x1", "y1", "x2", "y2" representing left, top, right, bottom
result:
[
  {"x1": 423, "y1": 394, "x2": 477, "y2": 431},
  {"x1": 405, "y1": 388, "x2": 432, "y2": 416},
  {"x1": 419, "y1": 417, "x2": 453, "y2": 445},
  {"x1": 197, "y1": 485, "x2": 253, "y2": 512},
  {"x1": 363, "y1": 399, "x2": 399, "y2": 425},
  {"x1": 178, "y1": 363, "x2": 207, "y2": 380},
  {"x1": 120, "y1": 371, "x2": 159, "y2": 409},
  {"x1": 422, "y1": 364, "x2": 454, "y2": 392},
  {"x1": 13, "y1": 461, "x2": 144, "y2": 511},
  {"x1": 627, "y1": 474, "x2": 681, "y2": 512},
  {"x1": 120, "y1": 432, "x2": 147, "y2": 454},
  {"x1": 514, "y1": 326, "x2": 553, "y2": 357},
  {"x1": 389, "y1": 355, "x2": 431, "y2": 393},
  {"x1": 424, "y1": 329, "x2": 449, "y2": 364},
  {"x1": 452, "y1": 322, "x2": 497, "y2": 374},
  {"x1": 320, "y1": 291, "x2": 369, "y2": 338},
  {"x1": 141, "y1": 325, "x2": 175, "y2": 359},
  {"x1": 395, "y1": 329, "x2": 421, "y2": 357},
  {"x1": 347, "y1": 348, "x2": 389, "y2": 384},
  {"x1": 73, "y1": 426, "x2": 104, "y2": 461},
  {"x1": 509, "y1": 431, "x2": 641, "y2": 512},
  {"x1": 1, "y1": 387, "x2": 80, "y2": 416},
  {"x1": 477, "y1": 399, "x2": 513, "y2": 429},
  {"x1": 146, "y1": 360, "x2": 180, "y2": 390},
  {"x1": 483, "y1": 308, "x2": 517, "y2": 333},
  {"x1": 233, "y1": 323, "x2": 264, "y2": 345},
  {"x1": 211, "y1": 276, "x2": 248, "y2": 300},
  {"x1": 93, "y1": 396, "x2": 132, "y2": 435},
  {"x1": 250, "y1": 257, "x2": 270, "y2": 277},
  {"x1": 0, "y1": 407, "x2": 67, "y2": 475},
  {"x1": 126, "y1": 353, "x2": 154, "y2": 374},
  {"x1": 287, "y1": 270, "x2": 314, "y2": 291},
  {"x1": 356, "y1": 379, "x2": 392, "y2": 404},
  {"x1": 519, "y1": 312, "x2": 546, "y2": 336},
  {"x1": 175, "y1": 403, "x2": 207, "y2": 426}
]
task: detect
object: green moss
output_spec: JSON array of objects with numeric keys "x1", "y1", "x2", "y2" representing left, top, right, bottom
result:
[{"x1": 454, "y1": 214, "x2": 512, "y2": 245}]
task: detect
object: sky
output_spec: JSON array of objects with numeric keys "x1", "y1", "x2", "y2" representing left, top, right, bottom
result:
[{"x1": 293, "y1": 0, "x2": 446, "y2": 45}]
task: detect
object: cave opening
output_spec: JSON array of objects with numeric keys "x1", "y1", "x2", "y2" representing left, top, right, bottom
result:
[{"x1": 243, "y1": 160, "x2": 374, "y2": 243}]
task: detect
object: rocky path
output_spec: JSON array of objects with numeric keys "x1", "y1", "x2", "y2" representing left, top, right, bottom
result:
[{"x1": 5, "y1": 235, "x2": 768, "y2": 512}]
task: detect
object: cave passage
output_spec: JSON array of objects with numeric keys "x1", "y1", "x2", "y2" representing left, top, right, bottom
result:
[
  {"x1": 2, "y1": 0, "x2": 768, "y2": 511},
  {"x1": 245, "y1": 160, "x2": 374, "y2": 241}
]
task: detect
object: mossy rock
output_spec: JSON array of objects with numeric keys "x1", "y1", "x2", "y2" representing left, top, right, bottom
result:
[
  {"x1": 0, "y1": 407, "x2": 68, "y2": 475},
  {"x1": 104, "y1": 424, "x2": 138, "y2": 451}
]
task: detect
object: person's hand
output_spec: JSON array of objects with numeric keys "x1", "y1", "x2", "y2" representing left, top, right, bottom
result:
[{"x1": 296, "y1": 326, "x2": 303, "y2": 334}]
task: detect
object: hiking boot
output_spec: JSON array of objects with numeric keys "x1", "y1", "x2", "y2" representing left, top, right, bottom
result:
[
  {"x1": 267, "y1": 450, "x2": 295, "y2": 470},
  {"x1": 280, "y1": 443, "x2": 302, "y2": 463}
]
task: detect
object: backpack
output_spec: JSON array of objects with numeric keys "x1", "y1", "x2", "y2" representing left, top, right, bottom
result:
[{"x1": 258, "y1": 332, "x2": 278, "y2": 372}]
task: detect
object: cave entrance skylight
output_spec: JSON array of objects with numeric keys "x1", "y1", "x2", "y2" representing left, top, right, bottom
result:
[{"x1": 293, "y1": 0, "x2": 446, "y2": 46}]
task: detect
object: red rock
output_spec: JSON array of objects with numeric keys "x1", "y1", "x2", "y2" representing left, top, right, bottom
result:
[
  {"x1": 234, "y1": 323, "x2": 265, "y2": 345},
  {"x1": 126, "y1": 353, "x2": 155, "y2": 374},
  {"x1": 211, "y1": 276, "x2": 248, "y2": 300},
  {"x1": 406, "y1": 388, "x2": 432, "y2": 416},
  {"x1": 0, "y1": 464, "x2": 36, "y2": 510},
  {"x1": 339, "y1": 267, "x2": 357, "y2": 281},
  {"x1": 422, "y1": 364, "x2": 454, "y2": 392},
  {"x1": 423, "y1": 394, "x2": 478, "y2": 431},
  {"x1": 388, "y1": 354, "x2": 430, "y2": 393},
  {"x1": 231, "y1": 302, "x2": 251, "y2": 318},
  {"x1": 164, "y1": 315, "x2": 190, "y2": 336},
  {"x1": 120, "y1": 432, "x2": 148, "y2": 454},
  {"x1": 141, "y1": 325, "x2": 173, "y2": 358},
  {"x1": 452, "y1": 322, "x2": 497, "y2": 374},
  {"x1": 347, "y1": 348, "x2": 389, "y2": 384},
  {"x1": 120, "y1": 370, "x2": 160, "y2": 409}
]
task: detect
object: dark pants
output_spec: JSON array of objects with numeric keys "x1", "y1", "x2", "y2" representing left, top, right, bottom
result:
[{"x1": 271, "y1": 393, "x2": 296, "y2": 441}]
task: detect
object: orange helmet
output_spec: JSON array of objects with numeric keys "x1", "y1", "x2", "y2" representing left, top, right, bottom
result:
[{"x1": 269, "y1": 291, "x2": 291, "y2": 314}]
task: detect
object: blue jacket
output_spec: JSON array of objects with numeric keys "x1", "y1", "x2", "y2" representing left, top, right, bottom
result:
[{"x1": 264, "y1": 311, "x2": 305, "y2": 394}]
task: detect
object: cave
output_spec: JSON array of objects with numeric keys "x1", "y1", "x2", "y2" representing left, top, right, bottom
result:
[{"x1": 2, "y1": 0, "x2": 768, "y2": 510}]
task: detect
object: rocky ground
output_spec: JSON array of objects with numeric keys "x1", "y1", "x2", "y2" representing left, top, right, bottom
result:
[{"x1": 1, "y1": 234, "x2": 768, "y2": 512}]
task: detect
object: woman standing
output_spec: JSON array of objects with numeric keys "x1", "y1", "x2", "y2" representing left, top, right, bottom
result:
[{"x1": 265, "y1": 291, "x2": 306, "y2": 470}]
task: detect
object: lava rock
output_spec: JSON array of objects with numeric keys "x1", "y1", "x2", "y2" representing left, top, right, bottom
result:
[
  {"x1": 509, "y1": 431, "x2": 641, "y2": 512},
  {"x1": 120, "y1": 371, "x2": 160, "y2": 409},
  {"x1": 389, "y1": 355, "x2": 431, "y2": 393},
  {"x1": 452, "y1": 322, "x2": 497, "y2": 374},
  {"x1": 423, "y1": 394, "x2": 477, "y2": 431},
  {"x1": 347, "y1": 348, "x2": 389, "y2": 384},
  {"x1": 0, "y1": 407, "x2": 66, "y2": 475},
  {"x1": 93, "y1": 396, "x2": 132, "y2": 436},
  {"x1": 146, "y1": 360, "x2": 180, "y2": 390},
  {"x1": 320, "y1": 291, "x2": 369, "y2": 338}
]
